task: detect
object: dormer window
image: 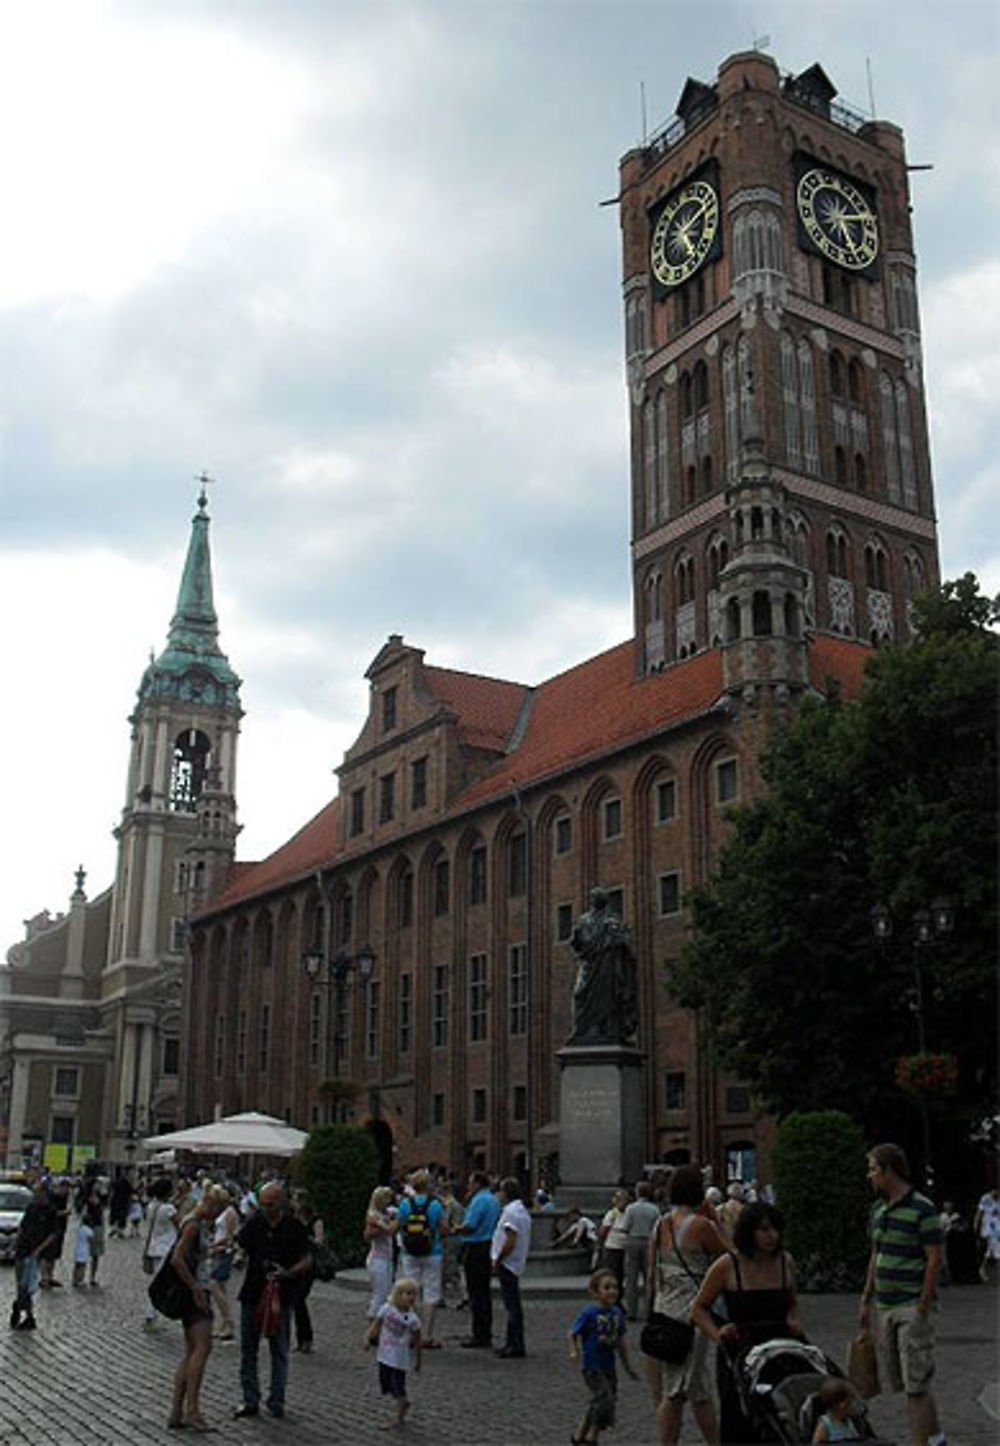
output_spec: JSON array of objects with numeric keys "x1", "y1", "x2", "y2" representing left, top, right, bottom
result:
[{"x1": 382, "y1": 686, "x2": 397, "y2": 734}]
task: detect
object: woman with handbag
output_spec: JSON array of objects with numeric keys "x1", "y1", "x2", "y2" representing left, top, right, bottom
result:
[
  {"x1": 691, "y1": 1201, "x2": 805, "y2": 1444},
  {"x1": 142, "y1": 1176, "x2": 178, "y2": 1331},
  {"x1": 166, "y1": 1183, "x2": 230, "y2": 1433},
  {"x1": 646, "y1": 1165, "x2": 729, "y2": 1445}
]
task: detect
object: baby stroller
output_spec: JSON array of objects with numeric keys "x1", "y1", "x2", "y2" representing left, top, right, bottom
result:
[{"x1": 727, "y1": 1337, "x2": 893, "y2": 1443}]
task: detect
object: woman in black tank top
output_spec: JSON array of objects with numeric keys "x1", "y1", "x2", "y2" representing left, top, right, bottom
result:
[{"x1": 690, "y1": 1202, "x2": 805, "y2": 1443}]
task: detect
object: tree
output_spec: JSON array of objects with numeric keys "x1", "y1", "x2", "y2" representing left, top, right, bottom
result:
[
  {"x1": 771, "y1": 1112, "x2": 870, "y2": 1290},
  {"x1": 668, "y1": 576, "x2": 998, "y2": 1192},
  {"x1": 294, "y1": 1124, "x2": 379, "y2": 1267}
]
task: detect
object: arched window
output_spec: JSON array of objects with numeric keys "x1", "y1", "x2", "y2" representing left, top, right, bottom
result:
[
  {"x1": 700, "y1": 454, "x2": 713, "y2": 495},
  {"x1": 896, "y1": 381, "x2": 917, "y2": 511},
  {"x1": 848, "y1": 359, "x2": 864, "y2": 405},
  {"x1": 798, "y1": 341, "x2": 819, "y2": 474},
  {"x1": 752, "y1": 591, "x2": 772, "y2": 636},
  {"x1": 826, "y1": 528, "x2": 849, "y2": 580},
  {"x1": 694, "y1": 360, "x2": 709, "y2": 411},
  {"x1": 829, "y1": 351, "x2": 844, "y2": 398},
  {"x1": 781, "y1": 333, "x2": 801, "y2": 470},
  {"x1": 643, "y1": 399, "x2": 656, "y2": 530},
  {"x1": 169, "y1": 729, "x2": 211, "y2": 813},
  {"x1": 835, "y1": 446, "x2": 848, "y2": 487},
  {"x1": 680, "y1": 372, "x2": 693, "y2": 419},
  {"x1": 725, "y1": 598, "x2": 741, "y2": 642},
  {"x1": 865, "y1": 540, "x2": 888, "y2": 593},
  {"x1": 707, "y1": 535, "x2": 729, "y2": 590},
  {"x1": 655, "y1": 391, "x2": 670, "y2": 523},
  {"x1": 723, "y1": 344, "x2": 740, "y2": 483},
  {"x1": 784, "y1": 593, "x2": 800, "y2": 637},
  {"x1": 880, "y1": 372, "x2": 902, "y2": 505},
  {"x1": 855, "y1": 454, "x2": 868, "y2": 492},
  {"x1": 646, "y1": 571, "x2": 662, "y2": 623},
  {"x1": 684, "y1": 465, "x2": 696, "y2": 509}
]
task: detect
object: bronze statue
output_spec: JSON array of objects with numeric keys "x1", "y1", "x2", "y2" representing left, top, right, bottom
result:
[{"x1": 567, "y1": 887, "x2": 638, "y2": 1045}]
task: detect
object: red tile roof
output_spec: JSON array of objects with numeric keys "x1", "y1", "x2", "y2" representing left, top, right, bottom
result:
[
  {"x1": 205, "y1": 635, "x2": 874, "y2": 913},
  {"x1": 208, "y1": 798, "x2": 340, "y2": 912},
  {"x1": 459, "y1": 641, "x2": 724, "y2": 806},
  {"x1": 807, "y1": 633, "x2": 872, "y2": 700},
  {"x1": 422, "y1": 665, "x2": 529, "y2": 752}
]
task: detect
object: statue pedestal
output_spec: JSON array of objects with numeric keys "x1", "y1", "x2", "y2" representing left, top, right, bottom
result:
[{"x1": 556, "y1": 1044, "x2": 645, "y2": 1207}]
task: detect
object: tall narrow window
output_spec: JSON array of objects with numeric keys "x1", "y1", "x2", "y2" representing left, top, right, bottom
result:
[
  {"x1": 643, "y1": 399, "x2": 657, "y2": 530},
  {"x1": 554, "y1": 815, "x2": 572, "y2": 856},
  {"x1": 399, "y1": 973, "x2": 412, "y2": 1054},
  {"x1": 509, "y1": 944, "x2": 527, "y2": 1036},
  {"x1": 432, "y1": 965, "x2": 449, "y2": 1048},
  {"x1": 880, "y1": 372, "x2": 901, "y2": 504},
  {"x1": 214, "y1": 1015, "x2": 225, "y2": 1078},
  {"x1": 509, "y1": 832, "x2": 527, "y2": 897},
  {"x1": 365, "y1": 980, "x2": 380, "y2": 1058},
  {"x1": 382, "y1": 686, "x2": 397, "y2": 733},
  {"x1": 655, "y1": 778, "x2": 677, "y2": 824},
  {"x1": 169, "y1": 729, "x2": 210, "y2": 812},
  {"x1": 468, "y1": 954, "x2": 488, "y2": 1042},
  {"x1": 798, "y1": 341, "x2": 819, "y2": 475},
  {"x1": 433, "y1": 857, "x2": 450, "y2": 917},
  {"x1": 259, "y1": 1004, "x2": 270, "y2": 1074},
  {"x1": 469, "y1": 845, "x2": 487, "y2": 906},
  {"x1": 603, "y1": 798, "x2": 623, "y2": 840},
  {"x1": 379, "y1": 772, "x2": 396, "y2": 824},
  {"x1": 236, "y1": 1011, "x2": 247, "y2": 1075},
  {"x1": 350, "y1": 787, "x2": 366, "y2": 837},
  {"x1": 411, "y1": 756, "x2": 428, "y2": 810},
  {"x1": 781, "y1": 334, "x2": 801, "y2": 469},
  {"x1": 308, "y1": 993, "x2": 321, "y2": 1068},
  {"x1": 655, "y1": 391, "x2": 670, "y2": 521},
  {"x1": 399, "y1": 869, "x2": 414, "y2": 928}
]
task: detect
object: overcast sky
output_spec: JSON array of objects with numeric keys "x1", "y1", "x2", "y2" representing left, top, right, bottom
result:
[{"x1": 2, "y1": 0, "x2": 997, "y2": 955}]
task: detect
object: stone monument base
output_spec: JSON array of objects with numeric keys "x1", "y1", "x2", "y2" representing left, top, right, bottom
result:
[{"x1": 556, "y1": 1043, "x2": 645, "y2": 1210}]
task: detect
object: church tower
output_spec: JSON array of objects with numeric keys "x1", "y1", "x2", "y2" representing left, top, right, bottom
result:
[
  {"x1": 102, "y1": 484, "x2": 242, "y2": 1155},
  {"x1": 620, "y1": 51, "x2": 939, "y2": 680}
]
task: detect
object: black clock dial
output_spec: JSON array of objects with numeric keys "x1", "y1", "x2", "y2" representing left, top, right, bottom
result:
[
  {"x1": 650, "y1": 180, "x2": 720, "y2": 287},
  {"x1": 797, "y1": 168, "x2": 878, "y2": 271}
]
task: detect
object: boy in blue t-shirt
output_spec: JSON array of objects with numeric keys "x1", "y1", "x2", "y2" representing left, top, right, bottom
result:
[{"x1": 568, "y1": 1269, "x2": 639, "y2": 1444}]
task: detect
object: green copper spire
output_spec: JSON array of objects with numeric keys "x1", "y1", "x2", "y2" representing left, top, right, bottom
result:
[
  {"x1": 168, "y1": 478, "x2": 219, "y2": 650},
  {"x1": 134, "y1": 480, "x2": 241, "y2": 713}
]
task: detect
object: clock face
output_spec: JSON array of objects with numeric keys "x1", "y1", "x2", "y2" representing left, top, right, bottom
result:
[
  {"x1": 650, "y1": 179, "x2": 720, "y2": 288},
  {"x1": 796, "y1": 168, "x2": 879, "y2": 271}
]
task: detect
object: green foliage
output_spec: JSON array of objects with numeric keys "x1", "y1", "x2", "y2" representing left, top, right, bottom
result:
[
  {"x1": 772, "y1": 1112, "x2": 870, "y2": 1291},
  {"x1": 668, "y1": 577, "x2": 998, "y2": 1191},
  {"x1": 294, "y1": 1124, "x2": 379, "y2": 1269}
]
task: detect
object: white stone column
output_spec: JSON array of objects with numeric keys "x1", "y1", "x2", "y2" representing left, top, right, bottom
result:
[
  {"x1": 152, "y1": 716, "x2": 170, "y2": 805},
  {"x1": 139, "y1": 826, "x2": 165, "y2": 960},
  {"x1": 6, "y1": 1057, "x2": 30, "y2": 1166}
]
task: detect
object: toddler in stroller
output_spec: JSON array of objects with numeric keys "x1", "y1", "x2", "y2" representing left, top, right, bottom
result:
[{"x1": 722, "y1": 1337, "x2": 892, "y2": 1444}]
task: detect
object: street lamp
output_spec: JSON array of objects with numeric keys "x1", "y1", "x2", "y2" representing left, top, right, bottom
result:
[
  {"x1": 302, "y1": 944, "x2": 376, "y2": 1115},
  {"x1": 870, "y1": 897, "x2": 954, "y2": 1188}
]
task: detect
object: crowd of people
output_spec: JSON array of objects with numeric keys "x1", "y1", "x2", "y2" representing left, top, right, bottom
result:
[{"x1": 6, "y1": 1148, "x2": 990, "y2": 1443}]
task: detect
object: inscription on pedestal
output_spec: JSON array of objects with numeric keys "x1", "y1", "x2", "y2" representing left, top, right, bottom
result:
[{"x1": 557, "y1": 1046, "x2": 645, "y2": 1190}]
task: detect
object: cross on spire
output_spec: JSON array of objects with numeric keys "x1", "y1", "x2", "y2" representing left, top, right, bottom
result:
[{"x1": 195, "y1": 471, "x2": 215, "y2": 511}]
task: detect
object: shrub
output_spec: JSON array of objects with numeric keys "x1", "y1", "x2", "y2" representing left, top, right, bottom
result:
[
  {"x1": 294, "y1": 1124, "x2": 379, "y2": 1270},
  {"x1": 771, "y1": 1110, "x2": 870, "y2": 1291}
]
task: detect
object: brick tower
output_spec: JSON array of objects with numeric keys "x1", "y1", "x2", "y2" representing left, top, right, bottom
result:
[{"x1": 620, "y1": 52, "x2": 939, "y2": 686}]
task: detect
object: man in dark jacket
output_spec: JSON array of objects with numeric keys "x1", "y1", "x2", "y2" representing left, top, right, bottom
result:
[
  {"x1": 232, "y1": 1182, "x2": 313, "y2": 1420},
  {"x1": 10, "y1": 1180, "x2": 58, "y2": 1330}
]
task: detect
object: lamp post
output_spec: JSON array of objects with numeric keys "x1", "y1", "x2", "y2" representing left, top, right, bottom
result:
[
  {"x1": 302, "y1": 943, "x2": 375, "y2": 1118},
  {"x1": 870, "y1": 896, "x2": 954, "y2": 1189}
]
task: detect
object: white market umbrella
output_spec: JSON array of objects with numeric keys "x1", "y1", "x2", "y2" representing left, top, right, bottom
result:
[{"x1": 142, "y1": 1110, "x2": 308, "y2": 1158}]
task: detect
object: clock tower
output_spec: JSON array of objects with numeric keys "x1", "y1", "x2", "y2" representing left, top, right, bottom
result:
[
  {"x1": 620, "y1": 52, "x2": 938, "y2": 684},
  {"x1": 102, "y1": 484, "x2": 242, "y2": 1156}
]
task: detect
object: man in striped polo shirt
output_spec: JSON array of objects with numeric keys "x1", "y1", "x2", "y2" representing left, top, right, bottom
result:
[{"x1": 859, "y1": 1142, "x2": 946, "y2": 1446}]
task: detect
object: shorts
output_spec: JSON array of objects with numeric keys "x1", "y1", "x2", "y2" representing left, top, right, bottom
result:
[
  {"x1": 210, "y1": 1255, "x2": 233, "y2": 1284},
  {"x1": 378, "y1": 1363, "x2": 408, "y2": 1399},
  {"x1": 583, "y1": 1368, "x2": 618, "y2": 1430},
  {"x1": 875, "y1": 1303, "x2": 936, "y2": 1394},
  {"x1": 180, "y1": 1297, "x2": 213, "y2": 1331},
  {"x1": 656, "y1": 1324, "x2": 712, "y2": 1402},
  {"x1": 399, "y1": 1252, "x2": 443, "y2": 1306}
]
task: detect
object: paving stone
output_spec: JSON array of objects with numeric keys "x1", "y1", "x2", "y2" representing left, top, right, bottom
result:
[{"x1": 0, "y1": 1239, "x2": 996, "y2": 1443}]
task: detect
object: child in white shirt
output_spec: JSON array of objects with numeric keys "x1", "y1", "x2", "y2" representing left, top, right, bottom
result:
[{"x1": 367, "y1": 1277, "x2": 422, "y2": 1428}]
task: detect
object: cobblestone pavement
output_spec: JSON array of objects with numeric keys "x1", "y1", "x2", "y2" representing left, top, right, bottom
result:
[{"x1": 1, "y1": 1236, "x2": 996, "y2": 1445}]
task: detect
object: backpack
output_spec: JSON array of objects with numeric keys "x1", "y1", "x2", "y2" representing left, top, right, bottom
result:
[{"x1": 401, "y1": 1195, "x2": 435, "y2": 1257}]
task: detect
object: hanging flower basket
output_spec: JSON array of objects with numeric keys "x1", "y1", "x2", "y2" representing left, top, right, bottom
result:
[{"x1": 894, "y1": 1052, "x2": 958, "y2": 1096}]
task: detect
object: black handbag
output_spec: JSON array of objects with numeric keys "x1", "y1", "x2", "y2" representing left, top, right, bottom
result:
[
  {"x1": 147, "y1": 1253, "x2": 192, "y2": 1320},
  {"x1": 639, "y1": 1212, "x2": 700, "y2": 1363},
  {"x1": 641, "y1": 1311, "x2": 695, "y2": 1362}
]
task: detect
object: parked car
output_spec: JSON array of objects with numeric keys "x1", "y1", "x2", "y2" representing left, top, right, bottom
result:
[{"x1": 0, "y1": 1183, "x2": 32, "y2": 1262}]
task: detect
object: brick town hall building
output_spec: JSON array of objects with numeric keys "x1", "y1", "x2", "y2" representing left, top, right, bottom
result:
[{"x1": 2, "y1": 51, "x2": 940, "y2": 1183}]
